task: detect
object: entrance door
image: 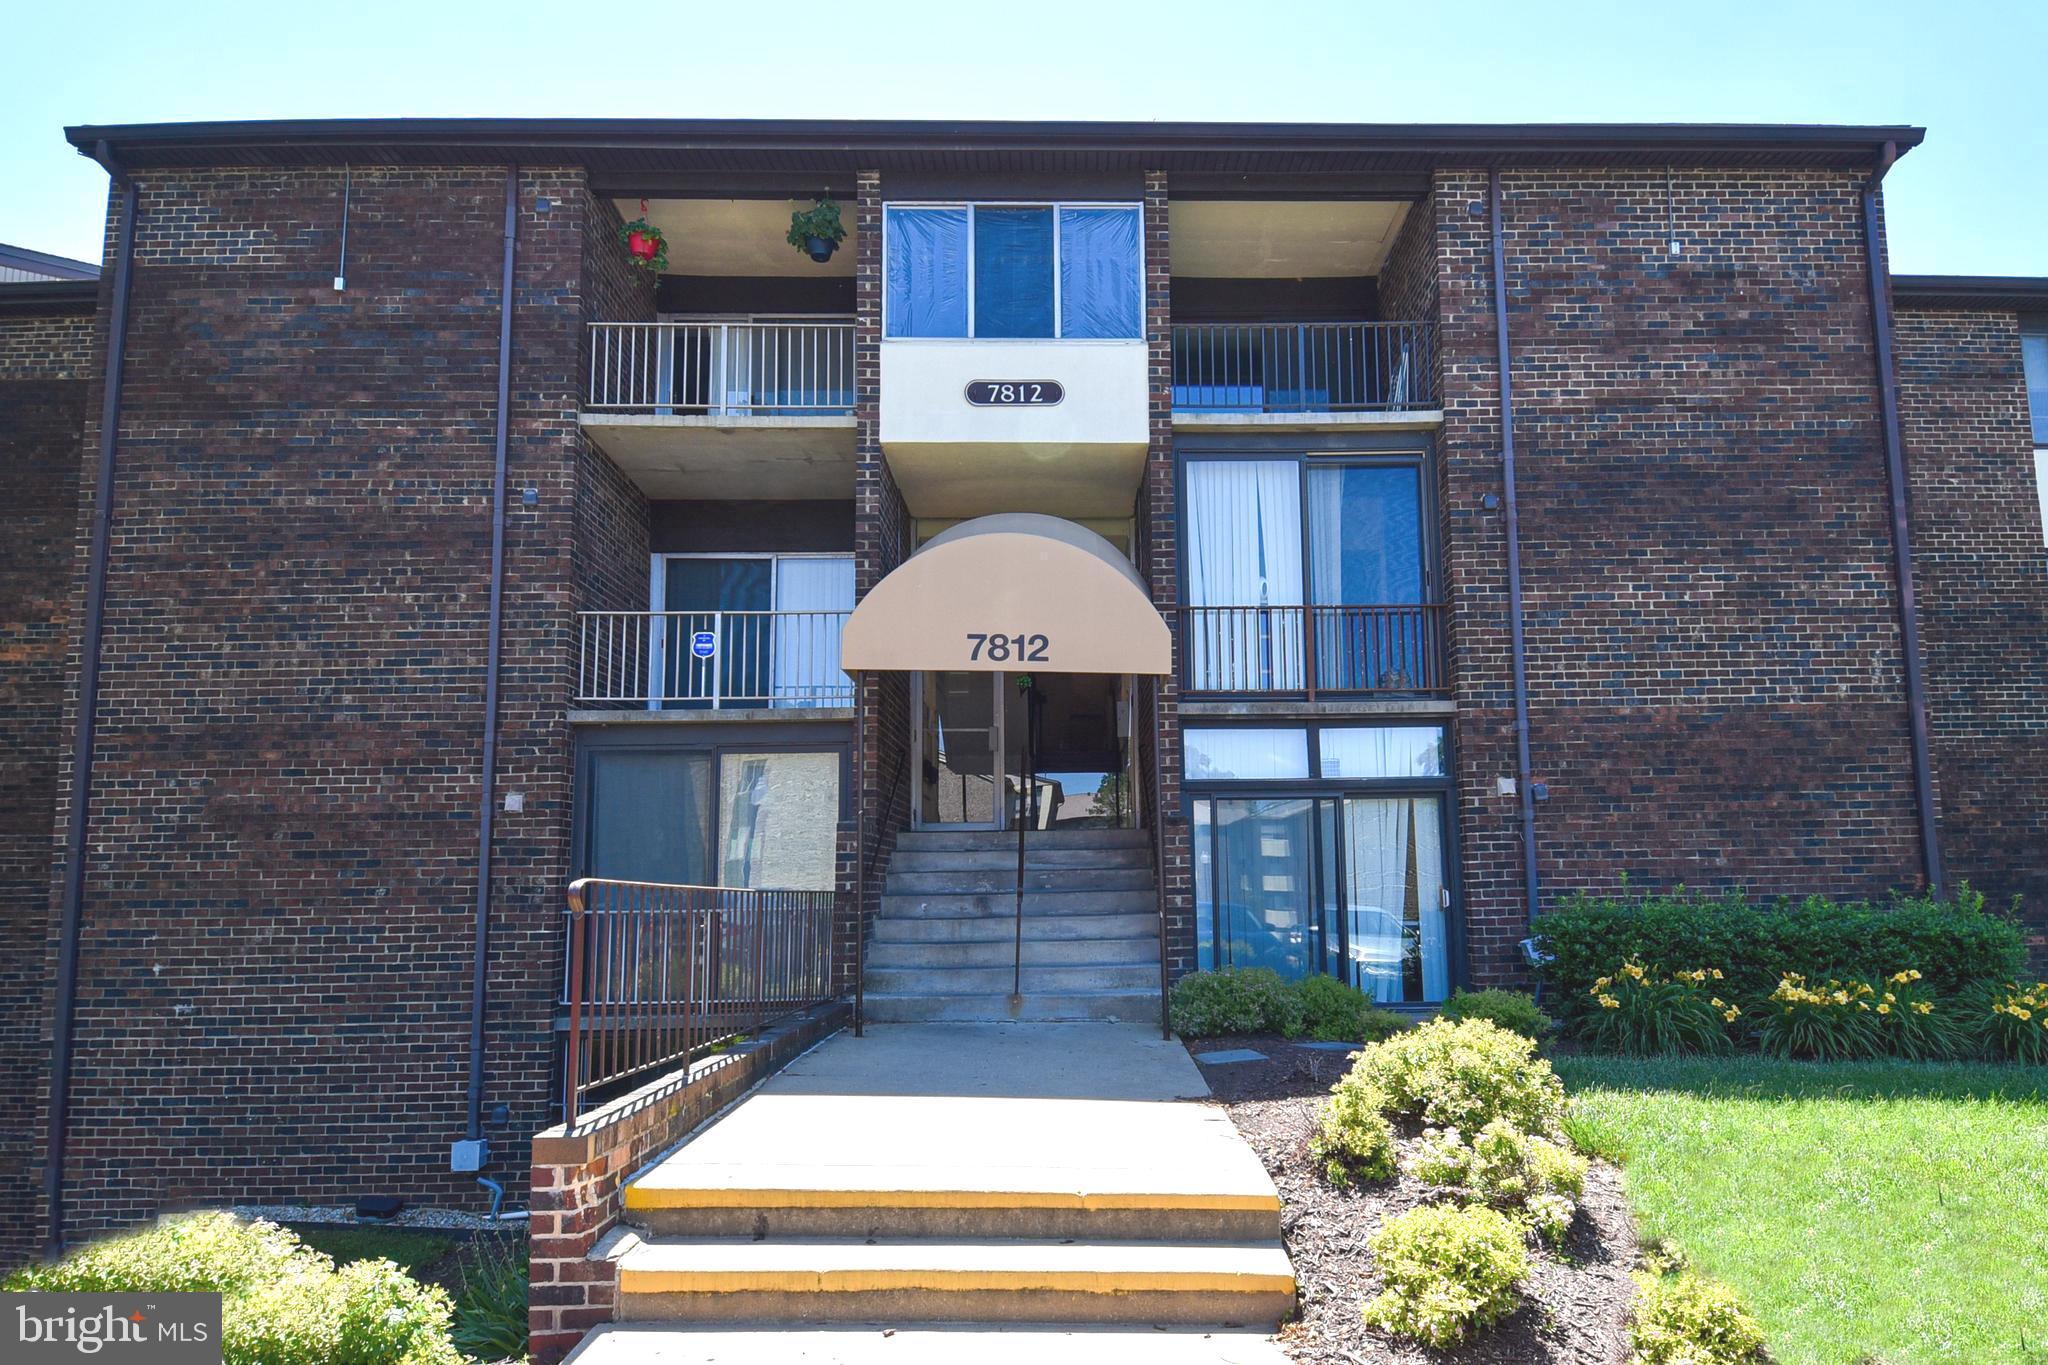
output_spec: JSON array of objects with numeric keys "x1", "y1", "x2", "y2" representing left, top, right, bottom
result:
[
  {"x1": 917, "y1": 671, "x2": 1004, "y2": 828},
  {"x1": 1335, "y1": 795, "x2": 1449, "y2": 1004}
]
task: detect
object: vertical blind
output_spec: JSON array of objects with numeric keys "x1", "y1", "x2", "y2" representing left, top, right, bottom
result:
[{"x1": 884, "y1": 204, "x2": 1142, "y2": 339}]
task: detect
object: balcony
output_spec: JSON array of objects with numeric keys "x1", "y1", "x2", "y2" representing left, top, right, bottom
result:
[
  {"x1": 1175, "y1": 604, "x2": 1448, "y2": 699},
  {"x1": 580, "y1": 320, "x2": 856, "y2": 500},
  {"x1": 1171, "y1": 321, "x2": 1435, "y2": 424},
  {"x1": 576, "y1": 610, "x2": 853, "y2": 711}
]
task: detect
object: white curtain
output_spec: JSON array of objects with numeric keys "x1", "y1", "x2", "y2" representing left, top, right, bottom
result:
[
  {"x1": 1185, "y1": 461, "x2": 1304, "y2": 690},
  {"x1": 771, "y1": 557, "x2": 854, "y2": 707},
  {"x1": 1342, "y1": 796, "x2": 1448, "y2": 1004}
]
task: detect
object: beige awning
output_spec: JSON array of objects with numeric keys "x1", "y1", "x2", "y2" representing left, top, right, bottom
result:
[{"x1": 841, "y1": 513, "x2": 1171, "y2": 676}]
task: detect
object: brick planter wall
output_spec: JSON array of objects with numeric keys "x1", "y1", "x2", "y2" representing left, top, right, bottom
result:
[{"x1": 526, "y1": 1003, "x2": 847, "y2": 1361}]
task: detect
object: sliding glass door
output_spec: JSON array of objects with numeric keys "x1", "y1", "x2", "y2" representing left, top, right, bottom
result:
[{"x1": 1335, "y1": 795, "x2": 1448, "y2": 1004}]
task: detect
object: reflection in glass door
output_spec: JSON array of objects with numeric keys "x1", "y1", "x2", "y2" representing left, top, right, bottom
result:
[
  {"x1": 917, "y1": 672, "x2": 1002, "y2": 828},
  {"x1": 1192, "y1": 792, "x2": 1450, "y2": 1002},
  {"x1": 1338, "y1": 796, "x2": 1447, "y2": 1004}
]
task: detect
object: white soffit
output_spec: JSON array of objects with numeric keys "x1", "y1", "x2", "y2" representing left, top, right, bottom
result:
[
  {"x1": 1168, "y1": 200, "x2": 1409, "y2": 278},
  {"x1": 618, "y1": 199, "x2": 857, "y2": 277}
]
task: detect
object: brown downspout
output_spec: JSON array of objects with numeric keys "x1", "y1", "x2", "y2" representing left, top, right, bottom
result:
[
  {"x1": 1488, "y1": 168, "x2": 1542, "y2": 931},
  {"x1": 466, "y1": 167, "x2": 518, "y2": 1146},
  {"x1": 45, "y1": 143, "x2": 137, "y2": 1258},
  {"x1": 1860, "y1": 142, "x2": 1946, "y2": 894}
]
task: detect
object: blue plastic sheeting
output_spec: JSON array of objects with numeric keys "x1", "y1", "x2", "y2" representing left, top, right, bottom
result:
[
  {"x1": 1059, "y1": 207, "x2": 1142, "y2": 339},
  {"x1": 973, "y1": 207, "x2": 1056, "y2": 338},
  {"x1": 884, "y1": 206, "x2": 968, "y2": 337}
]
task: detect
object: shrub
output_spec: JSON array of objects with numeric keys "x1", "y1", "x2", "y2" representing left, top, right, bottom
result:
[
  {"x1": 1169, "y1": 967, "x2": 1304, "y2": 1037},
  {"x1": 1576, "y1": 962, "x2": 1738, "y2": 1056},
  {"x1": 1407, "y1": 1118, "x2": 1589, "y2": 1245},
  {"x1": 1310, "y1": 1071, "x2": 1397, "y2": 1186},
  {"x1": 1362, "y1": 1203, "x2": 1528, "y2": 1347},
  {"x1": 1970, "y1": 981, "x2": 2048, "y2": 1065},
  {"x1": 1293, "y1": 973, "x2": 1406, "y2": 1044},
  {"x1": 1350, "y1": 1018, "x2": 1567, "y2": 1134},
  {"x1": 1755, "y1": 973, "x2": 1885, "y2": 1062},
  {"x1": 1440, "y1": 988, "x2": 1552, "y2": 1039},
  {"x1": 449, "y1": 1236, "x2": 529, "y2": 1363},
  {"x1": 1867, "y1": 969, "x2": 1965, "y2": 1061},
  {"x1": 1628, "y1": 1269, "x2": 1768, "y2": 1365},
  {"x1": 5, "y1": 1213, "x2": 458, "y2": 1365},
  {"x1": 1535, "y1": 885, "x2": 2024, "y2": 1013}
]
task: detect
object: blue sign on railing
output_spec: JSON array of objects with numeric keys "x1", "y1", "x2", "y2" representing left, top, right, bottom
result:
[{"x1": 691, "y1": 631, "x2": 717, "y2": 659}]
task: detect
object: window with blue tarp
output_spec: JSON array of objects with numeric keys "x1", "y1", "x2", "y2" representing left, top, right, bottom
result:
[
  {"x1": 884, "y1": 207, "x2": 969, "y2": 338},
  {"x1": 884, "y1": 202, "x2": 1141, "y2": 339}
]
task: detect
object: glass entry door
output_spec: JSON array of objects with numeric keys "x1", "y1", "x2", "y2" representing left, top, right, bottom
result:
[
  {"x1": 917, "y1": 672, "x2": 1005, "y2": 829},
  {"x1": 1193, "y1": 791, "x2": 1450, "y2": 1001}
]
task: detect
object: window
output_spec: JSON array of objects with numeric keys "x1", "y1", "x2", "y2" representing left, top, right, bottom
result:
[
  {"x1": 884, "y1": 203, "x2": 1143, "y2": 340},
  {"x1": 1187, "y1": 723, "x2": 1454, "y2": 1003},
  {"x1": 1183, "y1": 454, "x2": 1432, "y2": 692},
  {"x1": 2026, "y1": 328, "x2": 2048, "y2": 545},
  {"x1": 581, "y1": 744, "x2": 842, "y2": 891},
  {"x1": 654, "y1": 554, "x2": 854, "y2": 708}
]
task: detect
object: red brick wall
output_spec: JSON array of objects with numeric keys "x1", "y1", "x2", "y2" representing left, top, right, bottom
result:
[
  {"x1": 849, "y1": 170, "x2": 908, "y2": 995},
  {"x1": 1433, "y1": 168, "x2": 1925, "y2": 984},
  {"x1": 0, "y1": 303, "x2": 95, "y2": 1263},
  {"x1": 1895, "y1": 304, "x2": 2048, "y2": 953},
  {"x1": 38, "y1": 166, "x2": 597, "y2": 1243},
  {"x1": 575, "y1": 192, "x2": 653, "y2": 618}
]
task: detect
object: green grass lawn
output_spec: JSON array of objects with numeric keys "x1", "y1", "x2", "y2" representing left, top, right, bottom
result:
[{"x1": 1557, "y1": 1055, "x2": 2048, "y2": 1365}]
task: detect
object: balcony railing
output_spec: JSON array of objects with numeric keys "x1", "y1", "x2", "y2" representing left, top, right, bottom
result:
[
  {"x1": 587, "y1": 320, "x2": 855, "y2": 415},
  {"x1": 1174, "y1": 604, "x2": 1448, "y2": 697},
  {"x1": 561, "y1": 879, "x2": 837, "y2": 1124},
  {"x1": 576, "y1": 610, "x2": 853, "y2": 709},
  {"x1": 1171, "y1": 321, "x2": 1434, "y2": 414}
]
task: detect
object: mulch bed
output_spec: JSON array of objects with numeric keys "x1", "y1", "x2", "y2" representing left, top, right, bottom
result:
[{"x1": 1190, "y1": 1037, "x2": 1638, "y2": 1365}]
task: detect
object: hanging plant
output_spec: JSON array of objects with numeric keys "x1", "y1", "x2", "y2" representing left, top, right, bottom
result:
[
  {"x1": 619, "y1": 200, "x2": 668, "y2": 273},
  {"x1": 787, "y1": 197, "x2": 848, "y2": 263}
]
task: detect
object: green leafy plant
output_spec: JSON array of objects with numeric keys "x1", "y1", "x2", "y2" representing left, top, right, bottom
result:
[
  {"x1": 1534, "y1": 884, "x2": 2024, "y2": 1013},
  {"x1": 1349, "y1": 1017, "x2": 1567, "y2": 1135},
  {"x1": 1755, "y1": 973, "x2": 1885, "y2": 1061},
  {"x1": 1866, "y1": 969, "x2": 1964, "y2": 1061},
  {"x1": 787, "y1": 198, "x2": 848, "y2": 254},
  {"x1": 617, "y1": 214, "x2": 668, "y2": 273},
  {"x1": 1970, "y1": 980, "x2": 2048, "y2": 1065},
  {"x1": 449, "y1": 1236, "x2": 528, "y2": 1363},
  {"x1": 1309, "y1": 1071, "x2": 1397, "y2": 1186},
  {"x1": 1407, "y1": 1117, "x2": 1589, "y2": 1245},
  {"x1": 7, "y1": 1212, "x2": 459, "y2": 1365},
  {"x1": 1362, "y1": 1202, "x2": 1528, "y2": 1347},
  {"x1": 1168, "y1": 967, "x2": 1303, "y2": 1038},
  {"x1": 1293, "y1": 973, "x2": 1406, "y2": 1043},
  {"x1": 1576, "y1": 962, "x2": 1738, "y2": 1056},
  {"x1": 1440, "y1": 988, "x2": 1552, "y2": 1039},
  {"x1": 1628, "y1": 1268, "x2": 1768, "y2": 1365}
]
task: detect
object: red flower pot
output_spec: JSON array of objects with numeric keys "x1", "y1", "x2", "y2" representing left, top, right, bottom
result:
[{"x1": 627, "y1": 230, "x2": 661, "y2": 263}]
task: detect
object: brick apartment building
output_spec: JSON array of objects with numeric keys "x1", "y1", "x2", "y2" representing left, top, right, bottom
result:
[{"x1": 0, "y1": 118, "x2": 2043, "y2": 1263}]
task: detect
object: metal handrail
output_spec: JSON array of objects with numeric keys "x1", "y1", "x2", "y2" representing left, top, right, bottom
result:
[
  {"x1": 1168, "y1": 603, "x2": 1449, "y2": 697},
  {"x1": 587, "y1": 320, "x2": 856, "y2": 414},
  {"x1": 1170, "y1": 321, "x2": 1434, "y2": 413},
  {"x1": 575, "y1": 609, "x2": 853, "y2": 709},
  {"x1": 561, "y1": 879, "x2": 837, "y2": 1126}
]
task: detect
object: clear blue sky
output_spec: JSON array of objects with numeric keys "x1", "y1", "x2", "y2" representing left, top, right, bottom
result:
[{"x1": 5, "y1": 0, "x2": 2043, "y2": 275}]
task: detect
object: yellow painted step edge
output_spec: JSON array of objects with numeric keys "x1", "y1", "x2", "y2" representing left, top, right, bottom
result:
[
  {"x1": 624, "y1": 1186, "x2": 1281, "y2": 1213},
  {"x1": 620, "y1": 1267, "x2": 1299, "y2": 1295}
]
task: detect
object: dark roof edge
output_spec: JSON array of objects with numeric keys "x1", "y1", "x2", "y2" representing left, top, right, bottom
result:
[
  {"x1": 1894, "y1": 275, "x2": 2048, "y2": 312},
  {"x1": 0, "y1": 242, "x2": 101, "y2": 279},
  {"x1": 61, "y1": 116, "x2": 1927, "y2": 162},
  {"x1": 0, "y1": 279, "x2": 100, "y2": 317}
]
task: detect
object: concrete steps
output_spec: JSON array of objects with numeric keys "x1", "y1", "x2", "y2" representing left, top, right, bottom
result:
[
  {"x1": 566, "y1": 1323, "x2": 1294, "y2": 1365},
  {"x1": 864, "y1": 827, "x2": 1162, "y2": 1025},
  {"x1": 613, "y1": 1236, "x2": 1295, "y2": 1326}
]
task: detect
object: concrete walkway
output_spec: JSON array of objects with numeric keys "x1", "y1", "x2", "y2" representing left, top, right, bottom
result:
[
  {"x1": 626, "y1": 1022, "x2": 1278, "y2": 1219},
  {"x1": 589, "y1": 1022, "x2": 1295, "y2": 1359}
]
